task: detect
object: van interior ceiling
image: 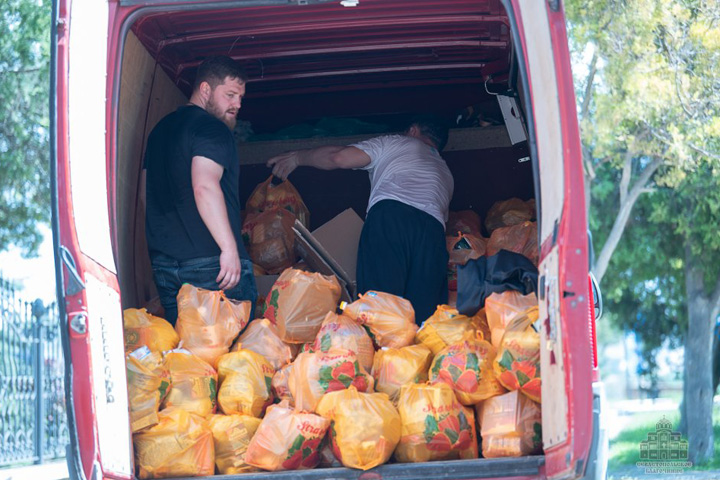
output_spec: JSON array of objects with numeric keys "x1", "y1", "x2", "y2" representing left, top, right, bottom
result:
[{"x1": 116, "y1": 0, "x2": 535, "y2": 310}]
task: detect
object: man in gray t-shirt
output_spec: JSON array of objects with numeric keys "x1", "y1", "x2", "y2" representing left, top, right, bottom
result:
[{"x1": 267, "y1": 116, "x2": 453, "y2": 324}]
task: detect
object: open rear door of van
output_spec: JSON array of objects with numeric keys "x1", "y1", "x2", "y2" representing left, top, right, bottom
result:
[
  {"x1": 51, "y1": 0, "x2": 134, "y2": 478},
  {"x1": 506, "y1": 0, "x2": 595, "y2": 478}
]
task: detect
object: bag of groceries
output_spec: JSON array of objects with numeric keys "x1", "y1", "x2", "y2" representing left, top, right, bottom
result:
[
  {"x1": 395, "y1": 382, "x2": 478, "y2": 462},
  {"x1": 429, "y1": 339, "x2": 505, "y2": 405},
  {"x1": 289, "y1": 349, "x2": 374, "y2": 412},
  {"x1": 263, "y1": 268, "x2": 342, "y2": 343},
  {"x1": 473, "y1": 308, "x2": 492, "y2": 343},
  {"x1": 208, "y1": 414, "x2": 262, "y2": 474},
  {"x1": 272, "y1": 363, "x2": 294, "y2": 404},
  {"x1": 447, "y1": 233, "x2": 487, "y2": 267},
  {"x1": 484, "y1": 198, "x2": 535, "y2": 233},
  {"x1": 416, "y1": 305, "x2": 478, "y2": 355},
  {"x1": 217, "y1": 349, "x2": 275, "y2": 418},
  {"x1": 312, "y1": 312, "x2": 375, "y2": 372},
  {"x1": 244, "y1": 401, "x2": 329, "y2": 471},
  {"x1": 246, "y1": 175, "x2": 310, "y2": 228},
  {"x1": 133, "y1": 407, "x2": 214, "y2": 479},
  {"x1": 316, "y1": 386, "x2": 401, "y2": 470},
  {"x1": 494, "y1": 306, "x2": 541, "y2": 402},
  {"x1": 176, "y1": 283, "x2": 251, "y2": 366},
  {"x1": 485, "y1": 291, "x2": 538, "y2": 348},
  {"x1": 341, "y1": 291, "x2": 417, "y2": 348},
  {"x1": 123, "y1": 308, "x2": 178, "y2": 353},
  {"x1": 486, "y1": 221, "x2": 538, "y2": 265},
  {"x1": 242, "y1": 207, "x2": 297, "y2": 274},
  {"x1": 126, "y1": 346, "x2": 171, "y2": 433},
  {"x1": 231, "y1": 318, "x2": 295, "y2": 370},
  {"x1": 478, "y1": 390, "x2": 542, "y2": 457},
  {"x1": 371, "y1": 344, "x2": 433, "y2": 405},
  {"x1": 162, "y1": 349, "x2": 217, "y2": 417},
  {"x1": 446, "y1": 210, "x2": 483, "y2": 236}
]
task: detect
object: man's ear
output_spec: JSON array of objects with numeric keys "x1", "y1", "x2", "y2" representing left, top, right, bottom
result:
[
  {"x1": 407, "y1": 125, "x2": 420, "y2": 137},
  {"x1": 200, "y1": 81, "x2": 212, "y2": 100}
]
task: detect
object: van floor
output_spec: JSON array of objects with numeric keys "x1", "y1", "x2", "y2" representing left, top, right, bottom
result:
[{"x1": 166, "y1": 455, "x2": 545, "y2": 480}]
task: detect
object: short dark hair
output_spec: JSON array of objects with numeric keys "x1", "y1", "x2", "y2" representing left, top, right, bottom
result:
[
  {"x1": 193, "y1": 56, "x2": 248, "y2": 91},
  {"x1": 406, "y1": 115, "x2": 450, "y2": 151}
]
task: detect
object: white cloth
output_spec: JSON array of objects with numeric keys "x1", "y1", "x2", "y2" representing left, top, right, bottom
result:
[{"x1": 351, "y1": 134, "x2": 454, "y2": 227}]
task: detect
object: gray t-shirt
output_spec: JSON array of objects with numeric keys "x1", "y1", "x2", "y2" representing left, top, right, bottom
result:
[{"x1": 351, "y1": 134, "x2": 454, "y2": 227}]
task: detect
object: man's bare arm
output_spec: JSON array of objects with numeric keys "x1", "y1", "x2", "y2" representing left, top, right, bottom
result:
[
  {"x1": 267, "y1": 145, "x2": 371, "y2": 180},
  {"x1": 191, "y1": 156, "x2": 241, "y2": 290}
]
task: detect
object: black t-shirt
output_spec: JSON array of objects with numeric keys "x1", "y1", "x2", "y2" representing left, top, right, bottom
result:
[{"x1": 144, "y1": 105, "x2": 249, "y2": 261}]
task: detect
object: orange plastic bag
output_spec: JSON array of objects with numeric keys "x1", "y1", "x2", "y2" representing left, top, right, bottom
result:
[
  {"x1": 473, "y1": 308, "x2": 492, "y2": 343},
  {"x1": 176, "y1": 283, "x2": 251, "y2": 366},
  {"x1": 341, "y1": 291, "x2": 417, "y2": 348},
  {"x1": 123, "y1": 308, "x2": 179, "y2": 353},
  {"x1": 416, "y1": 305, "x2": 478, "y2": 355},
  {"x1": 395, "y1": 382, "x2": 478, "y2": 462},
  {"x1": 272, "y1": 363, "x2": 294, "y2": 404},
  {"x1": 244, "y1": 401, "x2": 329, "y2": 471},
  {"x1": 312, "y1": 312, "x2": 375, "y2": 372},
  {"x1": 316, "y1": 386, "x2": 401, "y2": 470},
  {"x1": 371, "y1": 344, "x2": 433, "y2": 405},
  {"x1": 242, "y1": 208, "x2": 297, "y2": 274},
  {"x1": 494, "y1": 307, "x2": 541, "y2": 402},
  {"x1": 429, "y1": 339, "x2": 505, "y2": 405},
  {"x1": 478, "y1": 390, "x2": 542, "y2": 457},
  {"x1": 263, "y1": 268, "x2": 342, "y2": 343},
  {"x1": 231, "y1": 318, "x2": 295, "y2": 370},
  {"x1": 486, "y1": 221, "x2": 538, "y2": 265},
  {"x1": 485, "y1": 291, "x2": 538, "y2": 348},
  {"x1": 289, "y1": 349, "x2": 374, "y2": 412},
  {"x1": 133, "y1": 407, "x2": 214, "y2": 479},
  {"x1": 162, "y1": 349, "x2": 218, "y2": 417},
  {"x1": 208, "y1": 414, "x2": 262, "y2": 474},
  {"x1": 484, "y1": 198, "x2": 534, "y2": 233},
  {"x1": 246, "y1": 175, "x2": 310, "y2": 228},
  {"x1": 446, "y1": 233, "x2": 487, "y2": 267},
  {"x1": 446, "y1": 210, "x2": 482, "y2": 236},
  {"x1": 217, "y1": 349, "x2": 275, "y2": 417},
  {"x1": 126, "y1": 346, "x2": 171, "y2": 433}
]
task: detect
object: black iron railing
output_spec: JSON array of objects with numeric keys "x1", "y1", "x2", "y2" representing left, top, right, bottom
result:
[{"x1": 0, "y1": 277, "x2": 68, "y2": 466}]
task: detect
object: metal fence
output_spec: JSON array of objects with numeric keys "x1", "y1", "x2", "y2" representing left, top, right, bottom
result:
[{"x1": 0, "y1": 277, "x2": 68, "y2": 466}]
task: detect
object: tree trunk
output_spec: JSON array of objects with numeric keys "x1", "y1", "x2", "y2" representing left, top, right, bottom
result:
[{"x1": 682, "y1": 244, "x2": 715, "y2": 465}]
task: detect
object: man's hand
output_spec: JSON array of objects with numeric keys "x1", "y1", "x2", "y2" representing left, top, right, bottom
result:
[
  {"x1": 267, "y1": 151, "x2": 301, "y2": 180},
  {"x1": 217, "y1": 248, "x2": 241, "y2": 290}
]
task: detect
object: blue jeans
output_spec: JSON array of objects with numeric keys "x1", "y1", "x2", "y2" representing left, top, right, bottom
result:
[{"x1": 151, "y1": 254, "x2": 258, "y2": 326}]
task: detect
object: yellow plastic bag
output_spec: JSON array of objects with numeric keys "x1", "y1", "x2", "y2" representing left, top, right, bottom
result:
[
  {"x1": 395, "y1": 382, "x2": 478, "y2": 462},
  {"x1": 244, "y1": 401, "x2": 329, "y2": 471},
  {"x1": 123, "y1": 308, "x2": 179, "y2": 353},
  {"x1": 371, "y1": 344, "x2": 433, "y2": 405},
  {"x1": 208, "y1": 414, "x2": 262, "y2": 474},
  {"x1": 272, "y1": 363, "x2": 294, "y2": 405},
  {"x1": 217, "y1": 349, "x2": 275, "y2": 418},
  {"x1": 230, "y1": 318, "x2": 295, "y2": 370},
  {"x1": 133, "y1": 407, "x2": 214, "y2": 479},
  {"x1": 484, "y1": 291, "x2": 538, "y2": 348},
  {"x1": 289, "y1": 349, "x2": 374, "y2": 413},
  {"x1": 478, "y1": 390, "x2": 542, "y2": 457},
  {"x1": 429, "y1": 339, "x2": 505, "y2": 405},
  {"x1": 176, "y1": 283, "x2": 251, "y2": 366},
  {"x1": 242, "y1": 208, "x2": 297, "y2": 274},
  {"x1": 484, "y1": 198, "x2": 535, "y2": 233},
  {"x1": 246, "y1": 175, "x2": 310, "y2": 228},
  {"x1": 126, "y1": 346, "x2": 171, "y2": 433},
  {"x1": 316, "y1": 386, "x2": 401, "y2": 470},
  {"x1": 473, "y1": 308, "x2": 492, "y2": 343},
  {"x1": 162, "y1": 349, "x2": 217, "y2": 417},
  {"x1": 494, "y1": 306, "x2": 541, "y2": 402},
  {"x1": 263, "y1": 268, "x2": 342, "y2": 343},
  {"x1": 313, "y1": 312, "x2": 375, "y2": 372},
  {"x1": 341, "y1": 291, "x2": 417, "y2": 348},
  {"x1": 416, "y1": 305, "x2": 478, "y2": 355}
]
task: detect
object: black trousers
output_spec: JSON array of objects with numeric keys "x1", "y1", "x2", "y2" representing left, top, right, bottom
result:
[{"x1": 357, "y1": 199, "x2": 448, "y2": 325}]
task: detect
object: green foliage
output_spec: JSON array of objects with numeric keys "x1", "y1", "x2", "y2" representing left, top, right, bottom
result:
[{"x1": 0, "y1": 0, "x2": 52, "y2": 256}]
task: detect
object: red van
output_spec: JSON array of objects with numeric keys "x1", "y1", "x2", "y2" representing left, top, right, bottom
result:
[{"x1": 51, "y1": 0, "x2": 606, "y2": 479}]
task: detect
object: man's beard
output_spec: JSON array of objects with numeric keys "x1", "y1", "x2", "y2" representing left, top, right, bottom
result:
[{"x1": 206, "y1": 98, "x2": 237, "y2": 130}]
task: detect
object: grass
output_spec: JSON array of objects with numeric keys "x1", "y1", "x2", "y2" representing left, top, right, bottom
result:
[{"x1": 609, "y1": 404, "x2": 720, "y2": 471}]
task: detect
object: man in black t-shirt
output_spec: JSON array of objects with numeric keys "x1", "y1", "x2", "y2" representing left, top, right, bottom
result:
[{"x1": 143, "y1": 56, "x2": 257, "y2": 324}]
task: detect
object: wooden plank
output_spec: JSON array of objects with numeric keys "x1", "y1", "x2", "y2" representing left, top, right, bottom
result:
[{"x1": 237, "y1": 126, "x2": 512, "y2": 165}]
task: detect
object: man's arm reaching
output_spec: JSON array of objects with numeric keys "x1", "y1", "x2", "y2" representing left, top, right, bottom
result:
[{"x1": 267, "y1": 145, "x2": 371, "y2": 180}]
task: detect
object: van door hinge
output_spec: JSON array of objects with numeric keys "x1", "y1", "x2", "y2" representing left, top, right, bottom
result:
[{"x1": 548, "y1": 0, "x2": 561, "y2": 11}]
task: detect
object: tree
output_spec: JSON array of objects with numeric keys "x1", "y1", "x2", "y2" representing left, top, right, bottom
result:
[
  {"x1": 565, "y1": 0, "x2": 720, "y2": 464},
  {"x1": 0, "y1": 0, "x2": 51, "y2": 256}
]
